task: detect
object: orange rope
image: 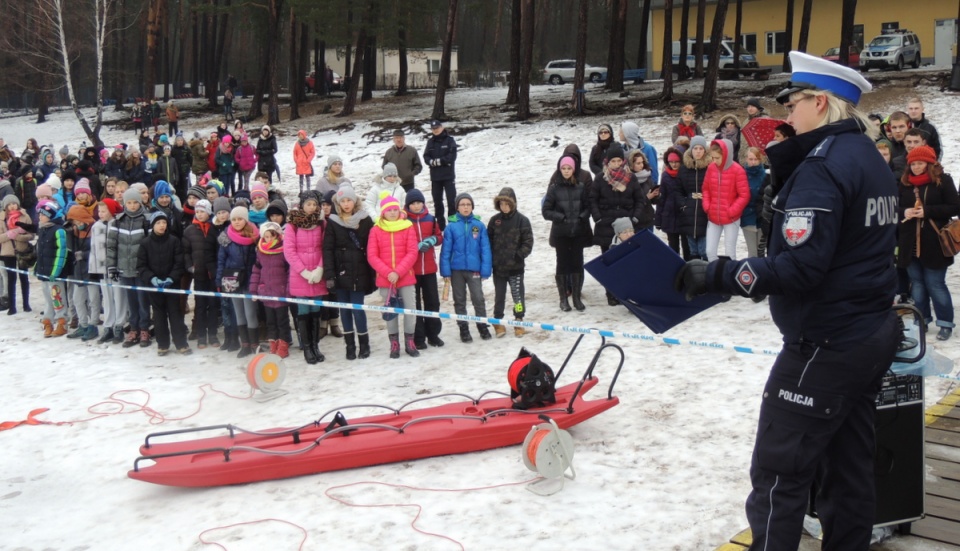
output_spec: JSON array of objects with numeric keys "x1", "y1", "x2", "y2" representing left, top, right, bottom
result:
[{"x1": 525, "y1": 428, "x2": 549, "y2": 466}]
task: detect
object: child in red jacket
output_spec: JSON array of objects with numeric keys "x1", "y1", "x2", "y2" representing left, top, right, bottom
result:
[
  {"x1": 404, "y1": 189, "x2": 444, "y2": 349},
  {"x1": 702, "y1": 138, "x2": 750, "y2": 262}
]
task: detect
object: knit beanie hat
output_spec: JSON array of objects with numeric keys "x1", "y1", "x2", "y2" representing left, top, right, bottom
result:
[
  {"x1": 205, "y1": 179, "x2": 224, "y2": 197},
  {"x1": 194, "y1": 199, "x2": 212, "y2": 216},
  {"x1": 230, "y1": 206, "x2": 249, "y2": 221},
  {"x1": 454, "y1": 192, "x2": 474, "y2": 209},
  {"x1": 405, "y1": 188, "x2": 426, "y2": 208},
  {"x1": 221, "y1": 135, "x2": 232, "y2": 145},
  {"x1": 123, "y1": 187, "x2": 142, "y2": 204},
  {"x1": 130, "y1": 182, "x2": 149, "y2": 195},
  {"x1": 149, "y1": 210, "x2": 168, "y2": 228},
  {"x1": 667, "y1": 151, "x2": 682, "y2": 163},
  {"x1": 907, "y1": 145, "x2": 938, "y2": 166},
  {"x1": 379, "y1": 195, "x2": 401, "y2": 213},
  {"x1": 559, "y1": 156, "x2": 577, "y2": 169},
  {"x1": 335, "y1": 183, "x2": 358, "y2": 204},
  {"x1": 250, "y1": 183, "x2": 269, "y2": 202},
  {"x1": 299, "y1": 190, "x2": 321, "y2": 207},
  {"x1": 213, "y1": 197, "x2": 232, "y2": 215},
  {"x1": 35, "y1": 184, "x2": 53, "y2": 199},
  {"x1": 59, "y1": 145, "x2": 69, "y2": 157},
  {"x1": 37, "y1": 200, "x2": 60, "y2": 220},
  {"x1": 259, "y1": 221, "x2": 282, "y2": 238},
  {"x1": 266, "y1": 198, "x2": 289, "y2": 219},
  {"x1": 46, "y1": 174, "x2": 62, "y2": 191},
  {"x1": 597, "y1": 123, "x2": 613, "y2": 136},
  {"x1": 321, "y1": 190, "x2": 337, "y2": 206},
  {"x1": 382, "y1": 162, "x2": 399, "y2": 179},
  {"x1": 612, "y1": 217, "x2": 633, "y2": 236},
  {"x1": 690, "y1": 136, "x2": 708, "y2": 150},
  {"x1": 605, "y1": 144, "x2": 625, "y2": 162},
  {"x1": 74, "y1": 178, "x2": 92, "y2": 196},
  {"x1": 153, "y1": 180, "x2": 173, "y2": 199},
  {"x1": 101, "y1": 198, "x2": 122, "y2": 215},
  {"x1": 1, "y1": 195, "x2": 20, "y2": 210},
  {"x1": 187, "y1": 185, "x2": 206, "y2": 201},
  {"x1": 746, "y1": 98, "x2": 763, "y2": 111},
  {"x1": 326, "y1": 154, "x2": 342, "y2": 170}
]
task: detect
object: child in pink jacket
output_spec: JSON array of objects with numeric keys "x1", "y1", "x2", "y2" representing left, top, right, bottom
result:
[
  {"x1": 702, "y1": 138, "x2": 750, "y2": 262},
  {"x1": 234, "y1": 133, "x2": 258, "y2": 191},
  {"x1": 367, "y1": 195, "x2": 419, "y2": 359},
  {"x1": 283, "y1": 191, "x2": 327, "y2": 365}
]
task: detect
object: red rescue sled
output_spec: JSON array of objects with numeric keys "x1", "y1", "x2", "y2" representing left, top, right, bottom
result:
[{"x1": 129, "y1": 337, "x2": 624, "y2": 487}]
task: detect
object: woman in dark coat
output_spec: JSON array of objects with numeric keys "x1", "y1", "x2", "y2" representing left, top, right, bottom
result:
[
  {"x1": 677, "y1": 136, "x2": 711, "y2": 259},
  {"x1": 898, "y1": 145, "x2": 960, "y2": 340},
  {"x1": 657, "y1": 147, "x2": 690, "y2": 259},
  {"x1": 256, "y1": 125, "x2": 279, "y2": 182},
  {"x1": 543, "y1": 154, "x2": 592, "y2": 312},
  {"x1": 588, "y1": 123, "x2": 615, "y2": 177}
]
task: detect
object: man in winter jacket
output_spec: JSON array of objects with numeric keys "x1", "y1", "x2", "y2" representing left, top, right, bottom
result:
[
  {"x1": 422, "y1": 121, "x2": 457, "y2": 230},
  {"x1": 439, "y1": 192, "x2": 492, "y2": 343},
  {"x1": 383, "y1": 130, "x2": 423, "y2": 192},
  {"x1": 906, "y1": 97, "x2": 942, "y2": 160}
]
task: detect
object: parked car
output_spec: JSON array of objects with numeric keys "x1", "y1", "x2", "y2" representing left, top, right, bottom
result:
[
  {"x1": 305, "y1": 70, "x2": 343, "y2": 92},
  {"x1": 542, "y1": 60, "x2": 605, "y2": 85},
  {"x1": 860, "y1": 30, "x2": 921, "y2": 71},
  {"x1": 671, "y1": 39, "x2": 759, "y2": 70},
  {"x1": 598, "y1": 67, "x2": 647, "y2": 84},
  {"x1": 822, "y1": 46, "x2": 860, "y2": 68}
]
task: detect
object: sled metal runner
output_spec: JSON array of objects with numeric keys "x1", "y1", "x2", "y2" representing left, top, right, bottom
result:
[{"x1": 128, "y1": 336, "x2": 624, "y2": 487}]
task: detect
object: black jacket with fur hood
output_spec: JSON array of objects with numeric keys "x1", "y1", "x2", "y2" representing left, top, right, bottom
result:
[{"x1": 487, "y1": 187, "x2": 534, "y2": 276}]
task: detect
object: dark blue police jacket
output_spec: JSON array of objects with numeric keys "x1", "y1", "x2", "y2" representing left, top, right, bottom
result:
[{"x1": 708, "y1": 118, "x2": 898, "y2": 348}]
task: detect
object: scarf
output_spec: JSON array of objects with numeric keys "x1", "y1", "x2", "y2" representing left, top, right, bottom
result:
[
  {"x1": 745, "y1": 164, "x2": 766, "y2": 190},
  {"x1": 676, "y1": 122, "x2": 697, "y2": 138},
  {"x1": 297, "y1": 138, "x2": 310, "y2": 146},
  {"x1": 182, "y1": 204, "x2": 195, "y2": 219},
  {"x1": 664, "y1": 166, "x2": 679, "y2": 178},
  {"x1": 192, "y1": 218, "x2": 210, "y2": 237},
  {"x1": 329, "y1": 208, "x2": 370, "y2": 230},
  {"x1": 227, "y1": 222, "x2": 259, "y2": 246},
  {"x1": 907, "y1": 173, "x2": 932, "y2": 187},
  {"x1": 376, "y1": 215, "x2": 413, "y2": 232},
  {"x1": 258, "y1": 236, "x2": 284, "y2": 254},
  {"x1": 633, "y1": 168, "x2": 651, "y2": 184},
  {"x1": 606, "y1": 166, "x2": 632, "y2": 193},
  {"x1": 288, "y1": 209, "x2": 323, "y2": 229},
  {"x1": 719, "y1": 126, "x2": 739, "y2": 143}
]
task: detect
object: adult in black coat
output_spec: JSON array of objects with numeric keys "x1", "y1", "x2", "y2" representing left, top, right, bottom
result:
[
  {"x1": 588, "y1": 123, "x2": 615, "y2": 177},
  {"x1": 542, "y1": 154, "x2": 592, "y2": 312},
  {"x1": 590, "y1": 144, "x2": 645, "y2": 250},
  {"x1": 137, "y1": 211, "x2": 189, "y2": 353},
  {"x1": 676, "y1": 136, "x2": 711, "y2": 259},
  {"x1": 422, "y1": 121, "x2": 458, "y2": 229},
  {"x1": 256, "y1": 126, "x2": 279, "y2": 180}
]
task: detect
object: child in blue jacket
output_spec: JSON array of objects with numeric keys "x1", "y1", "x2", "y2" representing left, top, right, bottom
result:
[{"x1": 439, "y1": 192, "x2": 492, "y2": 343}]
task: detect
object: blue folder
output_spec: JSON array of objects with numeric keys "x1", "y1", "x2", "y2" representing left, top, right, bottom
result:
[{"x1": 585, "y1": 229, "x2": 724, "y2": 334}]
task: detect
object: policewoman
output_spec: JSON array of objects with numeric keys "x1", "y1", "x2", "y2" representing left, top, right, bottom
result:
[{"x1": 675, "y1": 51, "x2": 899, "y2": 549}]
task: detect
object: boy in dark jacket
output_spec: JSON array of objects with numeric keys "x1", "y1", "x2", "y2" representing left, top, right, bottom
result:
[
  {"x1": 138, "y1": 211, "x2": 191, "y2": 355},
  {"x1": 35, "y1": 201, "x2": 70, "y2": 337},
  {"x1": 405, "y1": 189, "x2": 444, "y2": 348},
  {"x1": 486, "y1": 187, "x2": 533, "y2": 337}
]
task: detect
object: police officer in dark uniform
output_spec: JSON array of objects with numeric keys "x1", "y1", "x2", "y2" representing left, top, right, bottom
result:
[{"x1": 675, "y1": 51, "x2": 900, "y2": 550}]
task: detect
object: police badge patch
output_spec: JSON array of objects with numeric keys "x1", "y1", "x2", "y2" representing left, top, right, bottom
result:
[
  {"x1": 783, "y1": 210, "x2": 814, "y2": 247},
  {"x1": 736, "y1": 261, "x2": 758, "y2": 295}
]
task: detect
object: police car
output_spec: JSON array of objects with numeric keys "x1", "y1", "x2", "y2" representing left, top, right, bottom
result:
[{"x1": 859, "y1": 29, "x2": 921, "y2": 72}]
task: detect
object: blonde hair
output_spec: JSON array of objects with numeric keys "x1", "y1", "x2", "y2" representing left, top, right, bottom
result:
[
  {"x1": 789, "y1": 89, "x2": 879, "y2": 141},
  {"x1": 745, "y1": 146, "x2": 766, "y2": 164},
  {"x1": 876, "y1": 142, "x2": 890, "y2": 152}
]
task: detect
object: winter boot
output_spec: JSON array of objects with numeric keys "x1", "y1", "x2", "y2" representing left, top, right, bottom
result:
[
  {"x1": 329, "y1": 318, "x2": 344, "y2": 338},
  {"x1": 187, "y1": 318, "x2": 197, "y2": 341},
  {"x1": 236, "y1": 326, "x2": 254, "y2": 358},
  {"x1": 112, "y1": 326, "x2": 124, "y2": 344},
  {"x1": 427, "y1": 335, "x2": 445, "y2": 347},
  {"x1": 67, "y1": 324, "x2": 87, "y2": 339},
  {"x1": 344, "y1": 331, "x2": 357, "y2": 360},
  {"x1": 69, "y1": 316, "x2": 79, "y2": 329},
  {"x1": 570, "y1": 272, "x2": 586, "y2": 312},
  {"x1": 389, "y1": 334, "x2": 401, "y2": 359},
  {"x1": 556, "y1": 275, "x2": 572, "y2": 312},
  {"x1": 42, "y1": 318, "x2": 53, "y2": 338},
  {"x1": 477, "y1": 324, "x2": 492, "y2": 340},
  {"x1": 357, "y1": 332, "x2": 371, "y2": 359},
  {"x1": 82, "y1": 325, "x2": 99, "y2": 341},
  {"x1": 317, "y1": 319, "x2": 329, "y2": 340},
  {"x1": 514, "y1": 319, "x2": 526, "y2": 337},
  {"x1": 404, "y1": 333, "x2": 420, "y2": 357},
  {"x1": 22, "y1": 286, "x2": 30, "y2": 312},
  {"x1": 494, "y1": 325, "x2": 506, "y2": 338},
  {"x1": 606, "y1": 292, "x2": 620, "y2": 306},
  {"x1": 98, "y1": 327, "x2": 115, "y2": 344},
  {"x1": 276, "y1": 339, "x2": 290, "y2": 359},
  {"x1": 122, "y1": 329, "x2": 140, "y2": 348},
  {"x1": 52, "y1": 318, "x2": 68, "y2": 337},
  {"x1": 311, "y1": 314, "x2": 325, "y2": 363},
  {"x1": 268, "y1": 339, "x2": 278, "y2": 354},
  {"x1": 6, "y1": 303, "x2": 15, "y2": 315},
  {"x1": 138, "y1": 329, "x2": 152, "y2": 347},
  {"x1": 298, "y1": 317, "x2": 318, "y2": 364},
  {"x1": 458, "y1": 322, "x2": 473, "y2": 343}
]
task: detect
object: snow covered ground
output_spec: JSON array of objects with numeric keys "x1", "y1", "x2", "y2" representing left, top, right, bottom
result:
[{"x1": 2, "y1": 76, "x2": 960, "y2": 550}]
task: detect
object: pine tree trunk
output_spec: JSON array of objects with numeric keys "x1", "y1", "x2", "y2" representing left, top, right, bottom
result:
[
  {"x1": 572, "y1": 0, "x2": 588, "y2": 111},
  {"x1": 678, "y1": 0, "x2": 690, "y2": 80},
  {"x1": 298, "y1": 22, "x2": 309, "y2": 102},
  {"x1": 797, "y1": 0, "x2": 814, "y2": 54},
  {"x1": 144, "y1": 0, "x2": 164, "y2": 99},
  {"x1": 637, "y1": 0, "x2": 652, "y2": 74},
  {"x1": 699, "y1": 0, "x2": 730, "y2": 113},
  {"x1": 289, "y1": 10, "x2": 300, "y2": 121},
  {"x1": 733, "y1": 0, "x2": 743, "y2": 72},
  {"x1": 338, "y1": 28, "x2": 367, "y2": 117},
  {"x1": 782, "y1": 0, "x2": 795, "y2": 72},
  {"x1": 660, "y1": 0, "x2": 674, "y2": 100},
  {"x1": 361, "y1": 33, "x2": 376, "y2": 102},
  {"x1": 515, "y1": 0, "x2": 534, "y2": 119},
  {"x1": 605, "y1": 0, "x2": 627, "y2": 92},
  {"x1": 431, "y1": 0, "x2": 458, "y2": 121},
  {"x1": 505, "y1": 0, "x2": 521, "y2": 105},
  {"x1": 839, "y1": 0, "x2": 857, "y2": 67},
  {"x1": 396, "y1": 27, "x2": 408, "y2": 96},
  {"x1": 694, "y1": 0, "x2": 706, "y2": 78}
]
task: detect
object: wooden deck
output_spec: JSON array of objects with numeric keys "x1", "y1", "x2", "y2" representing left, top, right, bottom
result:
[{"x1": 717, "y1": 387, "x2": 960, "y2": 550}]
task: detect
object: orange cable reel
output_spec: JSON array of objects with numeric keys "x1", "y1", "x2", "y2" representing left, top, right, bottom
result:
[
  {"x1": 246, "y1": 353, "x2": 288, "y2": 403},
  {"x1": 521, "y1": 416, "x2": 576, "y2": 496}
]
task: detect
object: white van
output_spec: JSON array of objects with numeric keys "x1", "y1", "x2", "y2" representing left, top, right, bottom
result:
[{"x1": 671, "y1": 39, "x2": 759, "y2": 70}]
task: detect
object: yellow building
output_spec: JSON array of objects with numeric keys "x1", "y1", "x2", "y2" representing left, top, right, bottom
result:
[{"x1": 649, "y1": 0, "x2": 958, "y2": 72}]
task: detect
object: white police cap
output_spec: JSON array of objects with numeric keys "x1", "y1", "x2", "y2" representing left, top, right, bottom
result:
[{"x1": 776, "y1": 51, "x2": 872, "y2": 106}]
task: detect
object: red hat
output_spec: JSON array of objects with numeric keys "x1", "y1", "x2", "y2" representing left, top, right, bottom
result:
[
  {"x1": 906, "y1": 145, "x2": 937, "y2": 166},
  {"x1": 101, "y1": 198, "x2": 122, "y2": 215}
]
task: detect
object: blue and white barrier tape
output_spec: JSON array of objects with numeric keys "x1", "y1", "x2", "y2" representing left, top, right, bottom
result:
[{"x1": 0, "y1": 264, "x2": 786, "y2": 356}]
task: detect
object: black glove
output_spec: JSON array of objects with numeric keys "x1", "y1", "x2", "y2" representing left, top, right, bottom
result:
[
  {"x1": 673, "y1": 260, "x2": 709, "y2": 302},
  {"x1": 107, "y1": 267, "x2": 120, "y2": 282}
]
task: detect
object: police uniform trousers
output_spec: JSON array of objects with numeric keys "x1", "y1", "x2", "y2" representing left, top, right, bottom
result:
[{"x1": 746, "y1": 311, "x2": 898, "y2": 551}]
